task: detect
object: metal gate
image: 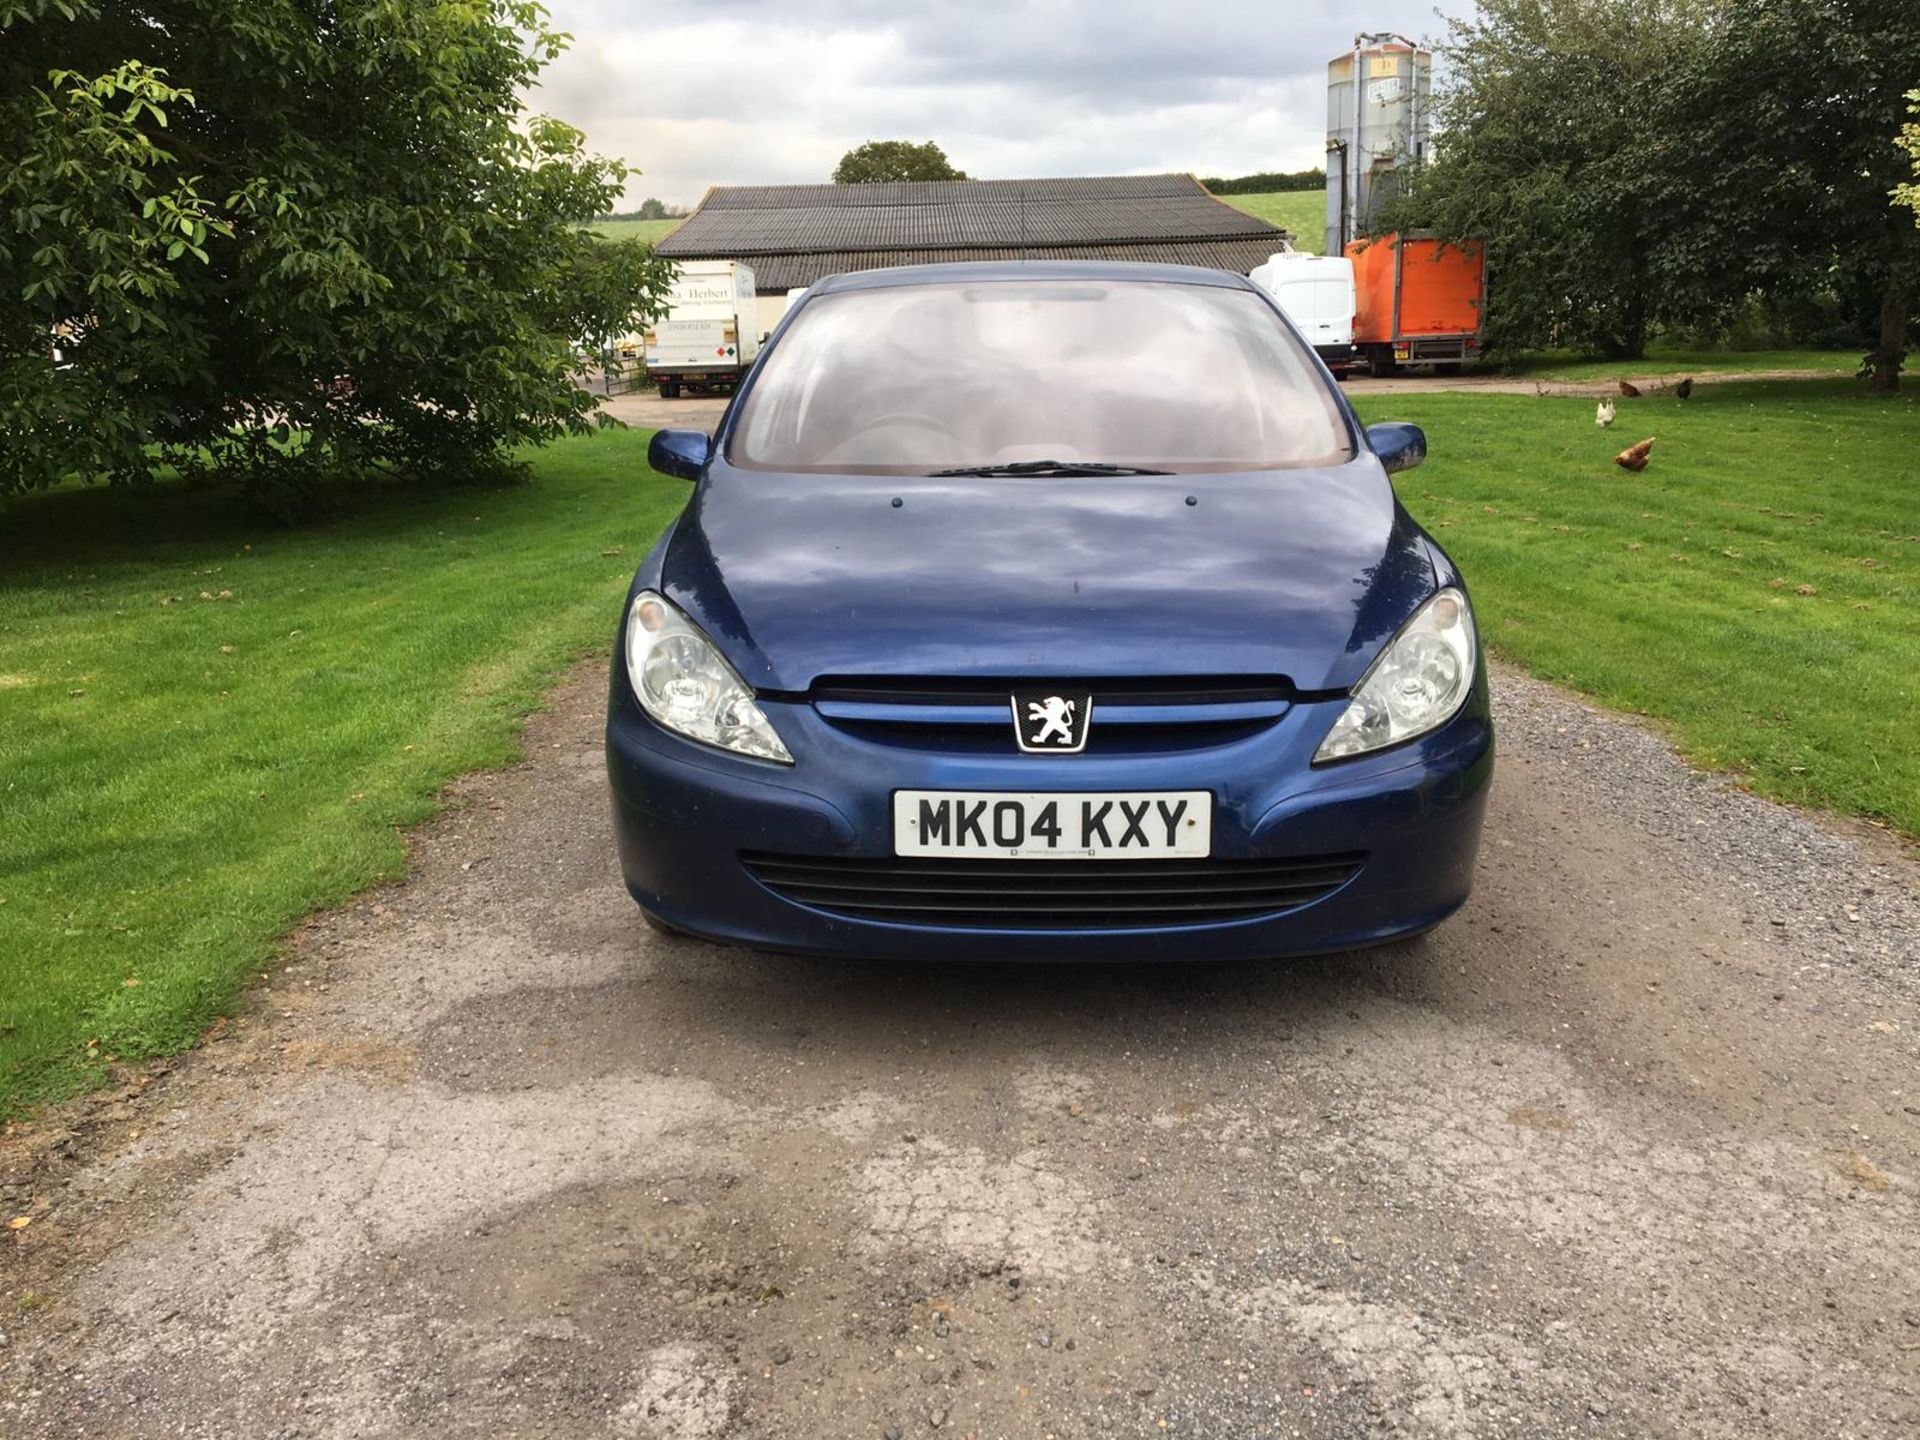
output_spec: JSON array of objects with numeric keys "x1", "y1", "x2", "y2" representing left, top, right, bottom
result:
[{"x1": 599, "y1": 344, "x2": 647, "y2": 397}]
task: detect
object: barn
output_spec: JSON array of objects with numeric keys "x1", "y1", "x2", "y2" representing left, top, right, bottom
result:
[{"x1": 652, "y1": 173, "x2": 1291, "y2": 340}]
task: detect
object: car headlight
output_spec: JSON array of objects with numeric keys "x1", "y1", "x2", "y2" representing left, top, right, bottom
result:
[
  {"x1": 1314, "y1": 587, "x2": 1476, "y2": 763},
  {"x1": 625, "y1": 590, "x2": 793, "y2": 764}
]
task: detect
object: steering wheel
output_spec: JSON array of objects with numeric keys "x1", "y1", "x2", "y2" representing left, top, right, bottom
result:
[
  {"x1": 848, "y1": 412, "x2": 968, "y2": 452},
  {"x1": 817, "y1": 410, "x2": 975, "y2": 468}
]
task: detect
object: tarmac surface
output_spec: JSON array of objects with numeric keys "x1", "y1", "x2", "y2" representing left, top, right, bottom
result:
[{"x1": 4, "y1": 661, "x2": 1916, "y2": 1439}]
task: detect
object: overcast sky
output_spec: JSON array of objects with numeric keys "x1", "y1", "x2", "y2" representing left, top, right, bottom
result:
[{"x1": 534, "y1": 1, "x2": 1453, "y2": 209}]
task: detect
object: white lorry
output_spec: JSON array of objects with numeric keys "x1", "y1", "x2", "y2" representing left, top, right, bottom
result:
[
  {"x1": 644, "y1": 260, "x2": 759, "y2": 398},
  {"x1": 1248, "y1": 251, "x2": 1357, "y2": 377}
]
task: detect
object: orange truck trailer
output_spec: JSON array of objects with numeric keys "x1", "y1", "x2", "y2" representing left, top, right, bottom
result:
[{"x1": 1344, "y1": 231, "x2": 1487, "y2": 375}]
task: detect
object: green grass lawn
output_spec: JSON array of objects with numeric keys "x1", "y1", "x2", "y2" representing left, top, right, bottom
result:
[
  {"x1": 1505, "y1": 348, "x2": 1860, "y2": 381},
  {"x1": 1220, "y1": 190, "x2": 1324, "y2": 253},
  {"x1": 585, "y1": 216, "x2": 683, "y2": 246},
  {"x1": 1355, "y1": 380, "x2": 1919, "y2": 835},
  {"x1": 0, "y1": 430, "x2": 685, "y2": 1113}
]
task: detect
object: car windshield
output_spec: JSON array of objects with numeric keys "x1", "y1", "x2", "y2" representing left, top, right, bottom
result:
[{"x1": 728, "y1": 278, "x2": 1353, "y2": 475}]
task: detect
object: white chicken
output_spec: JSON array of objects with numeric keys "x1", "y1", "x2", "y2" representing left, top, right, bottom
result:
[{"x1": 1596, "y1": 399, "x2": 1616, "y2": 428}]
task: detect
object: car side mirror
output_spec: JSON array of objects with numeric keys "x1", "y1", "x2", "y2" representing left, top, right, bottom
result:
[
  {"x1": 648, "y1": 429, "x2": 711, "y2": 482},
  {"x1": 1366, "y1": 422, "x2": 1427, "y2": 475}
]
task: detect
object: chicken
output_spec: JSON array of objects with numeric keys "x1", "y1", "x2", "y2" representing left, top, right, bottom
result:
[
  {"x1": 1617, "y1": 379, "x2": 1642, "y2": 398},
  {"x1": 1596, "y1": 399, "x2": 1616, "y2": 428},
  {"x1": 1675, "y1": 377, "x2": 1694, "y2": 400},
  {"x1": 1612, "y1": 436, "x2": 1656, "y2": 472}
]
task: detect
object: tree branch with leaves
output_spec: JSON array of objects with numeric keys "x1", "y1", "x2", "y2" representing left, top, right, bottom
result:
[
  {"x1": 2, "y1": 0, "x2": 676, "y2": 504},
  {"x1": 832, "y1": 141, "x2": 967, "y2": 185},
  {"x1": 1896, "y1": 91, "x2": 1920, "y2": 226},
  {"x1": 1388, "y1": 0, "x2": 1917, "y2": 388}
]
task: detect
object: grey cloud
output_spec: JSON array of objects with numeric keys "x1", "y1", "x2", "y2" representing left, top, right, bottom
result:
[{"x1": 535, "y1": 0, "x2": 1447, "y2": 207}]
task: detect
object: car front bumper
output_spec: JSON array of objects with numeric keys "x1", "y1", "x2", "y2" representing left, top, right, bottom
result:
[{"x1": 605, "y1": 670, "x2": 1492, "y2": 962}]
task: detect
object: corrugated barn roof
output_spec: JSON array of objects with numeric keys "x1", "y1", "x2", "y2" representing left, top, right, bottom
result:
[
  {"x1": 653, "y1": 174, "x2": 1289, "y2": 290},
  {"x1": 710, "y1": 240, "x2": 1291, "y2": 293}
]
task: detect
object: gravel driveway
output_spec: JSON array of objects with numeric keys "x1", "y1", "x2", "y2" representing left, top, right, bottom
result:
[{"x1": 4, "y1": 662, "x2": 1917, "y2": 1439}]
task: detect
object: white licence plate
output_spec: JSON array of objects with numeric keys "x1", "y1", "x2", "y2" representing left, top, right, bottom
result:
[{"x1": 893, "y1": 790, "x2": 1212, "y2": 860}]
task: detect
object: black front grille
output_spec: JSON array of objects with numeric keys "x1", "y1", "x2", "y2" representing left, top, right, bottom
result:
[
  {"x1": 740, "y1": 851, "x2": 1365, "y2": 930},
  {"x1": 809, "y1": 675, "x2": 1294, "y2": 755},
  {"x1": 810, "y1": 676, "x2": 1294, "y2": 707}
]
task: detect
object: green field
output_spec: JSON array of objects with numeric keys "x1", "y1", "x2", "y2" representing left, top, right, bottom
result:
[
  {"x1": 1356, "y1": 381, "x2": 1918, "y2": 835},
  {"x1": 585, "y1": 216, "x2": 683, "y2": 246},
  {"x1": 0, "y1": 431, "x2": 685, "y2": 1112},
  {"x1": 1220, "y1": 190, "x2": 1325, "y2": 253}
]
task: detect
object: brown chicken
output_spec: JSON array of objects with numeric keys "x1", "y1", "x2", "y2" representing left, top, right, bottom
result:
[
  {"x1": 1675, "y1": 377, "x2": 1694, "y2": 400},
  {"x1": 1617, "y1": 379, "x2": 1642, "y2": 398},
  {"x1": 1613, "y1": 436, "x2": 1656, "y2": 472}
]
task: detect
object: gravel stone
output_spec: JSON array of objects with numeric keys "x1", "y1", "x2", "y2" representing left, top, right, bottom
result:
[{"x1": 1493, "y1": 668, "x2": 1920, "y2": 995}]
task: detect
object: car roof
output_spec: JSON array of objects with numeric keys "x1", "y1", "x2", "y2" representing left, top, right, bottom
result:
[{"x1": 806, "y1": 259, "x2": 1261, "y2": 295}]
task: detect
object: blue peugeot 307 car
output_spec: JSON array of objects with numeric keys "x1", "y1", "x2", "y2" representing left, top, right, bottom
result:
[{"x1": 606, "y1": 261, "x2": 1491, "y2": 960}]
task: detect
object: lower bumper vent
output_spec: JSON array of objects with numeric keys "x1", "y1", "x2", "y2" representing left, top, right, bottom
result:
[{"x1": 740, "y1": 851, "x2": 1365, "y2": 930}]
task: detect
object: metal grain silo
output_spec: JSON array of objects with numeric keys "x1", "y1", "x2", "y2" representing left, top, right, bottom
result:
[{"x1": 1325, "y1": 34, "x2": 1432, "y2": 254}]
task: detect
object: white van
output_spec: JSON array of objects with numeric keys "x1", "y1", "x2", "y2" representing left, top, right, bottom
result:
[
  {"x1": 1248, "y1": 252, "x2": 1356, "y2": 376},
  {"x1": 645, "y1": 260, "x2": 760, "y2": 398}
]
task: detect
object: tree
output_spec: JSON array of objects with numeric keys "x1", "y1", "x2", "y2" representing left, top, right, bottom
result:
[
  {"x1": 1199, "y1": 169, "x2": 1326, "y2": 196},
  {"x1": 833, "y1": 141, "x2": 967, "y2": 185},
  {"x1": 1392, "y1": 0, "x2": 1919, "y2": 387},
  {"x1": 1383, "y1": 0, "x2": 1717, "y2": 359},
  {"x1": 1666, "y1": 0, "x2": 1920, "y2": 391},
  {"x1": 1891, "y1": 92, "x2": 1919, "y2": 226},
  {"x1": 1, "y1": 0, "x2": 676, "y2": 501},
  {"x1": 591, "y1": 200, "x2": 688, "y2": 224}
]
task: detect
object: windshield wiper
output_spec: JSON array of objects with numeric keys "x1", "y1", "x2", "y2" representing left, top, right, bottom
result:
[{"x1": 928, "y1": 459, "x2": 1172, "y2": 477}]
